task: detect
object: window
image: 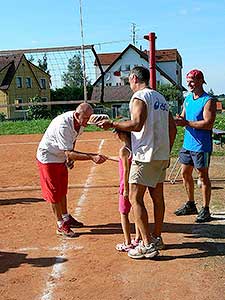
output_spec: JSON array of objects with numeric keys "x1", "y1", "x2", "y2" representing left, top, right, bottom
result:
[
  {"x1": 40, "y1": 78, "x2": 46, "y2": 89},
  {"x1": 15, "y1": 98, "x2": 23, "y2": 110},
  {"x1": 16, "y1": 77, "x2": 22, "y2": 88},
  {"x1": 25, "y1": 77, "x2": 32, "y2": 88},
  {"x1": 124, "y1": 64, "x2": 130, "y2": 71}
]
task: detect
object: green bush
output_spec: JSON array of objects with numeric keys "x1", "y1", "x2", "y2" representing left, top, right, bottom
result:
[{"x1": 0, "y1": 112, "x2": 6, "y2": 122}]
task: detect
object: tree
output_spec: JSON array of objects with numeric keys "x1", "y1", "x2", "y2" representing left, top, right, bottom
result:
[
  {"x1": 27, "y1": 96, "x2": 51, "y2": 120},
  {"x1": 157, "y1": 84, "x2": 184, "y2": 115},
  {"x1": 62, "y1": 54, "x2": 86, "y2": 87},
  {"x1": 208, "y1": 88, "x2": 217, "y2": 101},
  {"x1": 38, "y1": 54, "x2": 49, "y2": 74}
]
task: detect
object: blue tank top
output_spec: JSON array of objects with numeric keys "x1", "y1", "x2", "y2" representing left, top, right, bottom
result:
[{"x1": 183, "y1": 92, "x2": 212, "y2": 152}]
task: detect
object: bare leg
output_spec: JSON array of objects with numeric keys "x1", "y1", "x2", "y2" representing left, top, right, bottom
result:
[
  {"x1": 129, "y1": 183, "x2": 150, "y2": 245},
  {"x1": 51, "y1": 202, "x2": 63, "y2": 221},
  {"x1": 120, "y1": 213, "x2": 131, "y2": 245},
  {"x1": 197, "y1": 168, "x2": 211, "y2": 207},
  {"x1": 149, "y1": 182, "x2": 165, "y2": 237},
  {"x1": 61, "y1": 195, "x2": 68, "y2": 215},
  {"x1": 134, "y1": 223, "x2": 141, "y2": 241},
  {"x1": 181, "y1": 164, "x2": 195, "y2": 201}
]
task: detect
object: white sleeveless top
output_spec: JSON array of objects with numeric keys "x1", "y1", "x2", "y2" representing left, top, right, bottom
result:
[{"x1": 129, "y1": 88, "x2": 170, "y2": 162}]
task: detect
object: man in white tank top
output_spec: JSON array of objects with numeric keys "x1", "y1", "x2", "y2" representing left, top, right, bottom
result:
[{"x1": 98, "y1": 66, "x2": 177, "y2": 259}]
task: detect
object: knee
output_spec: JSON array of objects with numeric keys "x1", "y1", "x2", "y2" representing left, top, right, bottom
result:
[
  {"x1": 199, "y1": 174, "x2": 210, "y2": 185},
  {"x1": 181, "y1": 170, "x2": 192, "y2": 180}
]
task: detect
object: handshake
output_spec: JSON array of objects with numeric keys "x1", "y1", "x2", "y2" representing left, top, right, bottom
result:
[{"x1": 174, "y1": 114, "x2": 188, "y2": 127}]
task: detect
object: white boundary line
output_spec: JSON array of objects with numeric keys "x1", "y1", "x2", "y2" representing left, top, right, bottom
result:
[
  {"x1": 39, "y1": 139, "x2": 105, "y2": 300},
  {"x1": 0, "y1": 138, "x2": 111, "y2": 147}
]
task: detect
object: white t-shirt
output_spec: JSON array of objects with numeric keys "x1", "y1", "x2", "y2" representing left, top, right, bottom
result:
[
  {"x1": 130, "y1": 88, "x2": 170, "y2": 162},
  {"x1": 36, "y1": 111, "x2": 84, "y2": 163}
]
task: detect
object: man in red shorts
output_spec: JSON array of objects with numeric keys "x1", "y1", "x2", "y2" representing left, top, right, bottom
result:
[{"x1": 37, "y1": 103, "x2": 107, "y2": 237}]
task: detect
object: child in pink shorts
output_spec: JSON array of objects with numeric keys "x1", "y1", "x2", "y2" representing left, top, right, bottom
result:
[{"x1": 114, "y1": 128, "x2": 141, "y2": 252}]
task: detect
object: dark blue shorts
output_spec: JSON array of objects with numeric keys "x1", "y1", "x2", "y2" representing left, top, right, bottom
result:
[{"x1": 179, "y1": 147, "x2": 211, "y2": 169}]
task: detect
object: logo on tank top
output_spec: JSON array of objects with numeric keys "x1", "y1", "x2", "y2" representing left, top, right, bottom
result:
[{"x1": 154, "y1": 100, "x2": 168, "y2": 111}]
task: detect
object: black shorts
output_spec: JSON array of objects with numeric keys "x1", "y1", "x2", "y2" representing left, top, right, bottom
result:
[{"x1": 179, "y1": 147, "x2": 211, "y2": 169}]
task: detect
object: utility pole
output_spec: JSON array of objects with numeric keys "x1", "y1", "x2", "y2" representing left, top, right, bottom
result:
[{"x1": 79, "y1": 0, "x2": 87, "y2": 102}]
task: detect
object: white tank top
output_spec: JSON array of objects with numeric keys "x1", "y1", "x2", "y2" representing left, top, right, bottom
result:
[{"x1": 129, "y1": 88, "x2": 170, "y2": 162}]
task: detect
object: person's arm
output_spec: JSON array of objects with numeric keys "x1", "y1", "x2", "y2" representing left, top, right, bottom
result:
[
  {"x1": 65, "y1": 150, "x2": 107, "y2": 164},
  {"x1": 168, "y1": 111, "x2": 177, "y2": 151},
  {"x1": 175, "y1": 99, "x2": 216, "y2": 130},
  {"x1": 98, "y1": 98, "x2": 147, "y2": 132},
  {"x1": 120, "y1": 148, "x2": 130, "y2": 199}
]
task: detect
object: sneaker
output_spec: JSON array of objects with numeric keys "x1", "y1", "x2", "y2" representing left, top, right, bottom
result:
[
  {"x1": 128, "y1": 242, "x2": 159, "y2": 259},
  {"x1": 150, "y1": 235, "x2": 165, "y2": 250},
  {"x1": 67, "y1": 214, "x2": 84, "y2": 228},
  {"x1": 57, "y1": 221, "x2": 76, "y2": 238},
  {"x1": 174, "y1": 201, "x2": 198, "y2": 216},
  {"x1": 131, "y1": 238, "x2": 141, "y2": 247},
  {"x1": 116, "y1": 242, "x2": 134, "y2": 252},
  {"x1": 195, "y1": 207, "x2": 211, "y2": 223}
]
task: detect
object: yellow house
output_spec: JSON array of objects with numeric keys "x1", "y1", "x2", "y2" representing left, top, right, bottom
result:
[{"x1": 0, "y1": 54, "x2": 51, "y2": 119}]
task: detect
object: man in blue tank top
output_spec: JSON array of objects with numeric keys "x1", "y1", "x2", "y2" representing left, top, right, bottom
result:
[{"x1": 174, "y1": 69, "x2": 216, "y2": 222}]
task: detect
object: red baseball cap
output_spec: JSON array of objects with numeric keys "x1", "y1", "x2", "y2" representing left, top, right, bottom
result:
[{"x1": 186, "y1": 69, "x2": 206, "y2": 84}]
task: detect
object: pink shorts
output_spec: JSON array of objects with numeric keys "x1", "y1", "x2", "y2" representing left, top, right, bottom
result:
[
  {"x1": 37, "y1": 160, "x2": 68, "y2": 204},
  {"x1": 119, "y1": 194, "x2": 132, "y2": 214}
]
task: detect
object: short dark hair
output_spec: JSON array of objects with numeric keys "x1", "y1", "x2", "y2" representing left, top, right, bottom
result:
[
  {"x1": 130, "y1": 66, "x2": 150, "y2": 85},
  {"x1": 113, "y1": 128, "x2": 131, "y2": 138}
]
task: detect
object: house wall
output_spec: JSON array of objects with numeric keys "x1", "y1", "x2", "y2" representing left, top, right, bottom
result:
[
  {"x1": 157, "y1": 61, "x2": 182, "y2": 86},
  {"x1": 95, "y1": 48, "x2": 182, "y2": 88},
  {"x1": 95, "y1": 65, "x2": 109, "y2": 80},
  {"x1": 0, "y1": 90, "x2": 7, "y2": 116},
  {"x1": 7, "y1": 57, "x2": 50, "y2": 119},
  {"x1": 98, "y1": 48, "x2": 149, "y2": 87}
]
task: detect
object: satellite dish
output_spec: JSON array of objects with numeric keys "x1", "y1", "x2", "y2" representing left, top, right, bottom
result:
[{"x1": 106, "y1": 73, "x2": 111, "y2": 81}]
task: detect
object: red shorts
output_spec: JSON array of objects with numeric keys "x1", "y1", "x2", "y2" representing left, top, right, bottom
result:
[{"x1": 37, "y1": 160, "x2": 68, "y2": 203}]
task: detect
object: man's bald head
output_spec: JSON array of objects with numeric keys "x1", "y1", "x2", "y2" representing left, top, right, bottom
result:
[
  {"x1": 74, "y1": 103, "x2": 93, "y2": 127},
  {"x1": 76, "y1": 102, "x2": 93, "y2": 115}
]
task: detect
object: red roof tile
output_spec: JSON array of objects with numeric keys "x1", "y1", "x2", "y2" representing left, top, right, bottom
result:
[{"x1": 96, "y1": 48, "x2": 182, "y2": 67}]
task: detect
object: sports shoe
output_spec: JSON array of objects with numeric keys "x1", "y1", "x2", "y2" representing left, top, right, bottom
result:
[
  {"x1": 67, "y1": 214, "x2": 84, "y2": 228},
  {"x1": 195, "y1": 207, "x2": 211, "y2": 223},
  {"x1": 131, "y1": 238, "x2": 141, "y2": 247},
  {"x1": 150, "y1": 235, "x2": 165, "y2": 250},
  {"x1": 116, "y1": 242, "x2": 134, "y2": 252},
  {"x1": 174, "y1": 201, "x2": 198, "y2": 216},
  {"x1": 128, "y1": 242, "x2": 159, "y2": 259},
  {"x1": 57, "y1": 221, "x2": 76, "y2": 238}
]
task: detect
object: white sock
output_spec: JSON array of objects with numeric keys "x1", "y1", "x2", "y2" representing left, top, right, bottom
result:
[
  {"x1": 57, "y1": 220, "x2": 63, "y2": 227},
  {"x1": 62, "y1": 214, "x2": 70, "y2": 221}
]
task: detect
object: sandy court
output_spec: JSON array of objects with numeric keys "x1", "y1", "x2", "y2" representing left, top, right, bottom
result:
[{"x1": 0, "y1": 131, "x2": 224, "y2": 300}]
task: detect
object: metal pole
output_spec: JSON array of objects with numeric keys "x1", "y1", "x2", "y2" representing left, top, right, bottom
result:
[
  {"x1": 144, "y1": 32, "x2": 156, "y2": 90},
  {"x1": 79, "y1": 0, "x2": 87, "y2": 102}
]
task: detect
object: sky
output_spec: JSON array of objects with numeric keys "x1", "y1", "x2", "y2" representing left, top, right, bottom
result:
[{"x1": 1, "y1": 0, "x2": 225, "y2": 94}]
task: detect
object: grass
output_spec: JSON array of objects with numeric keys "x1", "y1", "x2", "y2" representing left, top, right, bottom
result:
[{"x1": 1, "y1": 114, "x2": 225, "y2": 156}]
